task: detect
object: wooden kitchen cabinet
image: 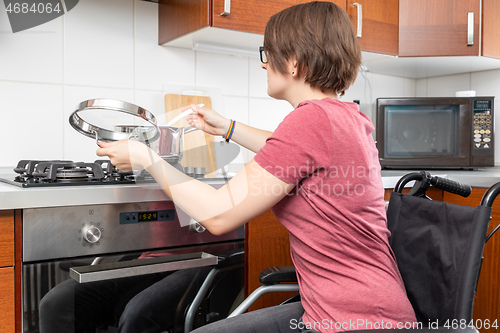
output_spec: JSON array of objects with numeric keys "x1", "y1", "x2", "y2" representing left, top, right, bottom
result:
[
  {"x1": 159, "y1": 0, "x2": 346, "y2": 45},
  {"x1": 349, "y1": 0, "x2": 500, "y2": 58},
  {"x1": 0, "y1": 267, "x2": 15, "y2": 333},
  {"x1": 482, "y1": 0, "x2": 500, "y2": 59},
  {"x1": 159, "y1": 0, "x2": 500, "y2": 60},
  {"x1": 245, "y1": 209, "x2": 295, "y2": 312},
  {"x1": 346, "y1": 0, "x2": 399, "y2": 55},
  {"x1": 399, "y1": 0, "x2": 487, "y2": 57},
  {"x1": 0, "y1": 210, "x2": 15, "y2": 333},
  {"x1": 444, "y1": 188, "x2": 500, "y2": 332},
  {"x1": 0, "y1": 210, "x2": 14, "y2": 267}
]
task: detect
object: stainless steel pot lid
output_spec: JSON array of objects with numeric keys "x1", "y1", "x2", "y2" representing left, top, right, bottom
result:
[{"x1": 69, "y1": 99, "x2": 160, "y2": 144}]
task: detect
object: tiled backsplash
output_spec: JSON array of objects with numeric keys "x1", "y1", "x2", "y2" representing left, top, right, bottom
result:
[{"x1": 1, "y1": 0, "x2": 498, "y2": 167}]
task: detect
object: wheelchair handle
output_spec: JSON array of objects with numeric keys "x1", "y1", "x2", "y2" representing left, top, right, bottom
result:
[
  {"x1": 431, "y1": 176, "x2": 472, "y2": 197},
  {"x1": 394, "y1": 171, "x2": 472, "y2": 198}
]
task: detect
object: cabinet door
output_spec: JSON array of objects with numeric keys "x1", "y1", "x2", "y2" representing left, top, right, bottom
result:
[
  {"x1": 444, "y1": 189, "x2": 500, "y2": 332},
  {"x1": 399, "y1": 0, "x2": 480, "y2": 57},
  {"x1": 0, "y1": 267, "x2": 15, "y2": 333},
  {"x1": 0, "y1": 210, "x2": 14, "y2": 267},
  {"x1": 159, "y1": 0, "x2": 211, "y2": 45},
  {"x1": 482, "y1": 0, "x2": 500, "y2": 59},
  {"x1": 245, "y1": 209, "x2": 295, "y2": 311},
  {"x1": 346, "y1": 0, "x2": 399, "y2": 55},
  {"x1": 212, "y1": 0, "x2": 346, "y2": 35}
]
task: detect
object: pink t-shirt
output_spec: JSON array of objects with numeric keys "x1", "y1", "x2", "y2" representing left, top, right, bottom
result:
[{"x1": 254, "y1": 98, "x2": 416, "y2": 332}]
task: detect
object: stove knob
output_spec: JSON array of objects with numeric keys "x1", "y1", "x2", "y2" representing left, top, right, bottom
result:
[
  {"x1": 189, "y1": 218, "x2": 206, "y2": 233},
  {"x1": 83, "y1": 226, "x2": 102, "y2": 244}
]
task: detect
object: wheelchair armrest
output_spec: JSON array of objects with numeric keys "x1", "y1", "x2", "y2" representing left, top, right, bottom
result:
[{"x1": 259, "y1": 266, "x2": 297, "y2": 285}]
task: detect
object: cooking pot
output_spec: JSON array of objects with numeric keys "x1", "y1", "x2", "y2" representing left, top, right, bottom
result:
[
  {"x1": 116, "y1": 125, "x2": 199, "y2": 164},
  {"x1": 70, "y1": 98, "x2": 201, "y2": 164}
]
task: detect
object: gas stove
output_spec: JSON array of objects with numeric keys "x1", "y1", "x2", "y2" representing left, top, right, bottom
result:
[
  {"x1": 1, "y1": 159, "x2": 137, "y2": 187},
  {"x1": 0, "y1": 159, "x2": 198, "y2": 188}
]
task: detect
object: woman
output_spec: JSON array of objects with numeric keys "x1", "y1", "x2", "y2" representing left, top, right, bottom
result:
[{"x1": 97, "y1": 2, "x2": 416, "y2": 332}]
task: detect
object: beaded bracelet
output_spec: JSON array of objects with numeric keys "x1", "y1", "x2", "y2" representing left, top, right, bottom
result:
[{"x1": 224, "y1": 119, "x2": 236, "y2": 142}]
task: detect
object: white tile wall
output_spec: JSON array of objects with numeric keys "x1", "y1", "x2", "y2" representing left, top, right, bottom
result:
[
  {"x1": 0, "y1": 82, "x2": 64, "y2": 162},
  {"x1": 134, "y1": 1, "x2": 195, "y2": 90},
  {"x1": 195, "y1": 51, "x2": 249, "y2": 96},
  {"x1": 63, "y1": 0, "x2": 135, "y2": 88},
  {"x1": 4, "y1": 0, "x2": 496, "y2": 169},
  {"x1": 416, "y1": 73, "x2": 471, "y2": 97},
  {"x1": 0, "y1": 3, "x2": 63, "y2": 83}
]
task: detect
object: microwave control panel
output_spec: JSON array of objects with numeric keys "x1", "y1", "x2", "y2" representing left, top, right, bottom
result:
[{"x1": 472, "y1": 100, "x2": 493, "y2": 150}]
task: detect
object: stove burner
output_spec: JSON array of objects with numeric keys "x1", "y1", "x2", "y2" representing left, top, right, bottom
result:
[{"x1": 56, "y1": 168, "x2": 91, "y2": 179}]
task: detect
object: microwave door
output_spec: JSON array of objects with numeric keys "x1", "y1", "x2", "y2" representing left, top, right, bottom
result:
[{"x1": 380, "y1": 104, "x2": 471, "y2": 168}]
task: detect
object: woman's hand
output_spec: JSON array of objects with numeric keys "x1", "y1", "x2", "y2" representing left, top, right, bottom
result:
[
  {"x1": 186, "y1": 104, "x2": 230, "y2": 136},
  {"x1": 96, "y1": 140, "x2": 160, "y2": 172}
]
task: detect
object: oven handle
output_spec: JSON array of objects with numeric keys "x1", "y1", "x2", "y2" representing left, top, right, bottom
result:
[{"x1": 69, "y1": 252, "x2": 218, "y2": 283}]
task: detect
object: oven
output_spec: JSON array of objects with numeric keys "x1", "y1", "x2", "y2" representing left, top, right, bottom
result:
[{"x1": 0, "y1": 160, "x2": 244, "y2": 333}]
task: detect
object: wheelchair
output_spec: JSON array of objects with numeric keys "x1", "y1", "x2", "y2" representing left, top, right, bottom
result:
[{"x1": 229, "y1": 171, "x2": 500, "y2": 333}]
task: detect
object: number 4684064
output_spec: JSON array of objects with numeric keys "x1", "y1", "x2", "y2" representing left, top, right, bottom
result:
[
  {"x1": 6, "y1": 2, "x2": 61, "y2": 14},
  {"x1": 444, "y1": 319, "x2": 499, "y2": 330}
]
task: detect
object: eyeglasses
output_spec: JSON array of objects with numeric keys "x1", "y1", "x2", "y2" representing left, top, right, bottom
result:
[{"x1": 259, "y1": 46, "x2": 268, "y2": 64}]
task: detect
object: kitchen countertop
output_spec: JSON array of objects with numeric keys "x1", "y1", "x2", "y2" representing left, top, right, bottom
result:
[{"x1": 1, "y1": 166, "x2": 500, "y2": 210}]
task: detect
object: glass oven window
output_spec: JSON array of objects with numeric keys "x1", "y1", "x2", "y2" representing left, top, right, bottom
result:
[{"x1": 384, "y1": 105, "x2": 460, "y2": 158}]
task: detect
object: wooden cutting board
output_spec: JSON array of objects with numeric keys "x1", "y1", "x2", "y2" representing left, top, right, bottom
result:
[{"x1": 164, "y1": 94, "x2": 216, "y2": 172}]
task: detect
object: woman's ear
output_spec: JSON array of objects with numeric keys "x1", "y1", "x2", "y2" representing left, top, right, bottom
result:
[{"x1": 289, "y1": 57, "x2": 298, "y2": 76}]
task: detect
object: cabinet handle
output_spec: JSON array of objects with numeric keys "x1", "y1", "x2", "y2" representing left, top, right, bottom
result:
[
  {"x1": 221, "y1": 0, "x2": 230, "y2": 16},
  {"x1": 353, "y1": 2, "x2": 362, "y2": 38},
  {"x1": 467, "y1": 12, "x2": 474, "y2": 45}
]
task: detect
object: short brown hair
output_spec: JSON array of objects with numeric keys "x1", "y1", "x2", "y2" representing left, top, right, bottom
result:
[{"x1": 263, "y1": 1, "x2": 361, "y2": 96}]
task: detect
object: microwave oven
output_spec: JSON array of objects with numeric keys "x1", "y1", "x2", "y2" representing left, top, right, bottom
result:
[{"x1": 376, "y1": 97, "x2": 494, "y2": 169}]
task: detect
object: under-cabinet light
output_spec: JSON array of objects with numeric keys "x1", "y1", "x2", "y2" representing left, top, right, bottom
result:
[{"x1": 192, "y1": 42, "x2": 259, "y2": 58}]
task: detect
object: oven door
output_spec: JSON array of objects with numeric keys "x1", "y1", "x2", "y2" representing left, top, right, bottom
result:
[{"x1": 22, "y1": 241, "x2": 244, "y2": 333}]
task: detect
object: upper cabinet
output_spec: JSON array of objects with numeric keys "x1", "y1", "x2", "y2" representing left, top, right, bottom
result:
[
  {"x1": 158, "y1": 0, "x2": 500, "y2": 78},
  {"x1": 345, "y1": 0, "x2": 500, "y2": 59},
  {"x1": 159, "y1": 0, "x2": 345, "y2": 46},
  {"x1": 346, "y1": 0, "x2": 399, "y2": 56},
  {"x1": 399, "y1": 0, "x2": 481, "y2": 57},
  {"x1": 398, "y1": 0, "x2": 500, "y2": 59}
]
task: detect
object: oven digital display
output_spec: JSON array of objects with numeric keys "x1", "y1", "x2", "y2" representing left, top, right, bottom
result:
[
  {"x1": 138, "y1": 211, "x2": 158, "y2": 222},
  {"x1": 120, "y1": 209, "x2": 175, "y2": 224}
]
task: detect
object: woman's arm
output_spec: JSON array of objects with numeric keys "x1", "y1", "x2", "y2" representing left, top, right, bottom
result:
[
  {"x1": 186, "y1": 105, "x2": 272, "y2": 153},
  {"x1": 97, "y1": 140, "x2": 294, "y2": 235}
]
